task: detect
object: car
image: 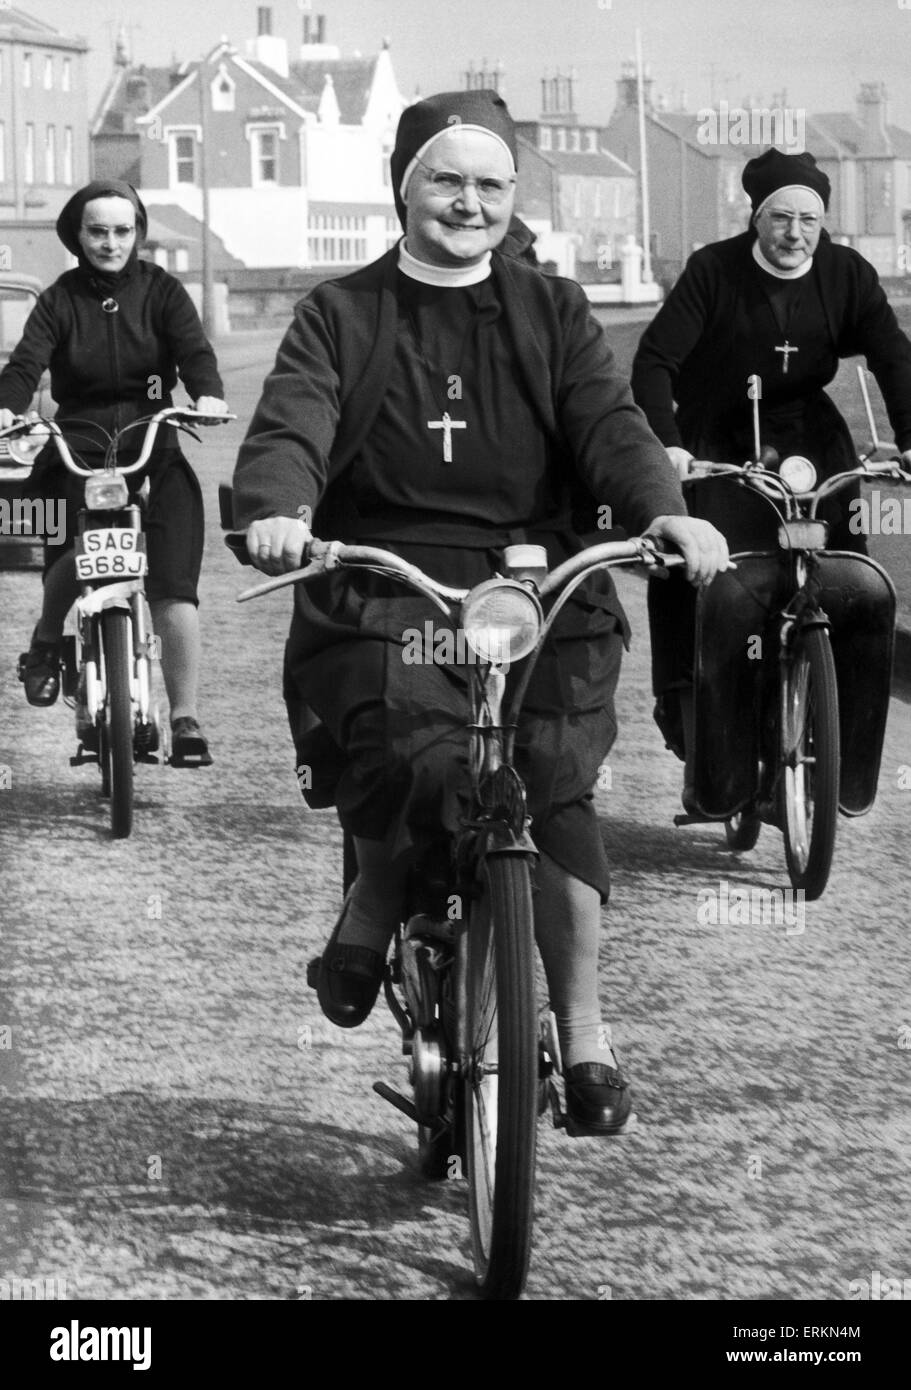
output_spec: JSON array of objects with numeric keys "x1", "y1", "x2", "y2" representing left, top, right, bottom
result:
[{"x1": 0, "y1": 271, "x2": 54, "y2": 568}]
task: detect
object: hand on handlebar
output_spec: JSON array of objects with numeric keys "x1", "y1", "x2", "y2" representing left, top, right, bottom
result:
[
  {"x1": 0, "y1": 408, "x2": 20, "y2": 431},
  {"x1": 665, "y1": 445, "x2": 695, "y2": 481},
  {"x1": 246, "y1": 515, "x2": 313, "y2": 575},
  {"x1": 192, "y1": 396, "x2": 229, "y2": 421},
  {"x1": 647, "y1": 514, "x2": 731, "y2": 586}
]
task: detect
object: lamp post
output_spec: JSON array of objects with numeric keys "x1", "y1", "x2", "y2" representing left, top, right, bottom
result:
[
  {"x1": 196, "y1": 55, "x2": 215, "y2": 337},
  {"x1": 635, "y1": 27, "x2": 653, "y2": 284}
]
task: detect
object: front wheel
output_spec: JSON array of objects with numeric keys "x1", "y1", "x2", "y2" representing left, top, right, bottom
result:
[
  {"x1": 724, "y1": 811, "x2": 761, "y2": 851},
  {"x1": 780, "y1": 626, "x2": 839, "y2": 900},
  {"x1": 101, "y1": 608, "x2": 134, "y2": 839},
  {"x1": 464, "y1": 852, "x2": 538, "y2": 1300}
]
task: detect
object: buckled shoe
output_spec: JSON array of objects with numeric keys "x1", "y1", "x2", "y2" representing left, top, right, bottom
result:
[
  {"x1": 17, "y1": 634, "x2": 62, "y2": 706},
  {"x1": 564, "y1": 1060, "x2": 634, "y2": 1136},
  {"x1": 316, "y1": 891, "x2": 387, "y2": 1029}
]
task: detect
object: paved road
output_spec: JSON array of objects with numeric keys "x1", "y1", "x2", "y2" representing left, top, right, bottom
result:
[{"x1": 1, "y1": 338, "x2": 909, "y2": 1301}]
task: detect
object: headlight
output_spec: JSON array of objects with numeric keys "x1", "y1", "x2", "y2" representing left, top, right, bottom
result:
[
  {"x1": 779, "y1": 455, "x2": 817, "y2": 492},
  {"x1": 461, "y1": 580, "x2": 542, "y2": 664},
  {"x1": 6, "y1": 429, "x2": 49, "y2": 465},
  {"x1": 84, "y1": 474, "x2": 129, "y2": 509}
]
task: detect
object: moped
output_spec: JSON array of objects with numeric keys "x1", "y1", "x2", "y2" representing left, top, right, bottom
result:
[
  {"x1": 8, "y1": 406, "x2": 233, "y2": 837},
  {"x1": 231, "y1": 527, "x2": 683, "y2": 1299},
  {"x1": 673, "y1": 369, "x2": 910, "y2": 898}
]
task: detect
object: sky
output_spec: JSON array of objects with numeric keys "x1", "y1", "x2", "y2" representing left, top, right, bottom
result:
[{"x1": 30, "y1": 0, "x2": 911, "y2": 133}]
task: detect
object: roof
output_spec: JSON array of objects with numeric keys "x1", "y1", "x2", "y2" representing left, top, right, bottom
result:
[
  {"x1": 141, "y1": 204, "x2": 245, "y2": 269},
  {"x1": 809, "y1": 112, "x2": 911, "y2": 158},
  {"x1": 0, "y1": 4, "x2": 87, "y2": 49},
  {"x1": 92, "y1": 64, "x2": 184, "y2": 137},
  {"x1": 94, "y1": 50, "x2": 382, "y2": 137},
  {"x1": 290, "y1": 56, "x2": 378, "y2": 124}
]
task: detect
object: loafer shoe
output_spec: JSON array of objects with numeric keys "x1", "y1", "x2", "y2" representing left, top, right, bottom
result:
[
  {"x1": 316, "y1": 892, "x2": 386, "y2": 1029},
  {"x1": 564, "y1": 1061, "x2": 634, "y2": 1136},
  {"x1": 18, "y1": 636, "x2": 62, "y2": 707},
  {"x1": 170, "y1": 716, "x2": 213, "y2": 767}
]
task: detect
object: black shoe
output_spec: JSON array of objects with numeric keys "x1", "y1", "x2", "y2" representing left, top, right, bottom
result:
[
  {"x1": 564, "y1": 1061, "x2": 634, "y2": 1136},
  {"x1": 316, "y1": 891, "x2": 387, "y2": 1029},
  {"x1": 17, "y1": 634, "x2": 62, "y2": 706},
  {"x1": 170, "y1": 716, "x2": 213, "y2": 767}
]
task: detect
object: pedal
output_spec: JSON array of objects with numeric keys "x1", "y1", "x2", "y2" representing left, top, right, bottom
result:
[
  {"x1": 69, "y1": 744, "x2": 100, "y2": 767},
  {"x1": 305, "y1": 956, "x2": 321, "y2": 990},
  {"x1": 372, "y1": 1081, "x2": 419, "y2": 1123}
]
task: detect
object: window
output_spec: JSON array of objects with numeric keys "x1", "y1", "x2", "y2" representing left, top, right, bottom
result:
[
  {"x1": 587, "y1": 129, "x2": 598, "y2": 154},
  {"x1": 211, "y1": 66, "x2": 235, "y2": 112},
  {"x1": 45, "y1": 125, "x2": 55, "y2": 183},
  {"x1": 23, "y1": 53, "x2": 32, "y2": 88},
  {"x1": 63, "y1": 127, "x2": 73, "y2": 185},
  {"x1": 251, "y1": 127, "x2": 279, "y2": 184},
  {"x1": 44, "y1": 56, "x2": 53, "y2": 90},
  {"x1": 62, "y1": 59, "x2": 71, "y2": 93},
  {"x1": 573, "y1": 178, "x2": 582, "y2": 217},
  {"x1": 0, "y1": 123, "x2": 5, "y2": 183},
  {"x1": 168, "y1": 130, "x2": 198, "y2": 185},
  {"x1": 570, "y1": 129, "x2": 581, "y2": 152},
  {"x1": 24, "y1": 124, "x2": 35, "y2": 183},
  {"x1": 307, "y1": 213, "x2": 367, "y2": 263},
  {"x1": 557, "y1": 128, "x2": 566, "y2": 152}
]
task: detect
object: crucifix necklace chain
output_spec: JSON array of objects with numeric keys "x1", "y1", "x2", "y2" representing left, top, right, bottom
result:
[
  {"x1": 766, "y1": 282, "x2": 805, "y2": 377},
  {"x1": 405, "y1": 298, "x2": 480, "y2": 463}
]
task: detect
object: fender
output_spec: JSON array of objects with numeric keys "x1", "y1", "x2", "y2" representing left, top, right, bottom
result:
[
  {"x1": 76, "y1": 580, "x2": 144, "y2": 618},
  {"x1": 815, "y1": 550, "x2": 896, "y2": 814}
]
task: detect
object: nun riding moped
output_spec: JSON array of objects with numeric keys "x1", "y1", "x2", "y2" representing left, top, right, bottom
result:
[{"x1": 673, "y1": 369, "x2": 910, "y2": 899}]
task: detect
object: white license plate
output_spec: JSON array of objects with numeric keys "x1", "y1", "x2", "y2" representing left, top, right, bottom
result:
[
  {"x1": 75, "y1": 527, "x2": 147, "y2": 581},
  {"x1": 778, "y1": 520, "x2": 829, "y2": 551}
]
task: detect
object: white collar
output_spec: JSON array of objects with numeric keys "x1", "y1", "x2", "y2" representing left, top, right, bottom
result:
[
  {"x1": 399, "y1": 240, "x2": 492, "y2": 287},
  {"x1": 751, "y1": 240, "x2": 814, "y2": 280}
]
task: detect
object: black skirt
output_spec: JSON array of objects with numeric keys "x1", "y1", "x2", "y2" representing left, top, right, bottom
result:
[{"x1": 283, "y1": 531, "x2": 626, "y2": 902}]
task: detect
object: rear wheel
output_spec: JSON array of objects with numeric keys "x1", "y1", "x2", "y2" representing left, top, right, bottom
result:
[
  {"x1": 780, "y1": 626, "x2": 839, "y2": 900},
  {"x1": 464, "y1": 853, "x2": 538, "y2": 1300},
  {"x1": 102, "y1": 609, "x2": 134, "y2": 839}
]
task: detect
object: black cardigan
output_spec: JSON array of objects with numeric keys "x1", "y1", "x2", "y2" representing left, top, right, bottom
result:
[
  {"x1": 233, "y1": 245, "x2": 686, "y2": 541},
  {"x1": 0, "y1": 258, "x2": 223, "y2": 462},
  {"x1": 631, "y1": 229, "x2": 911, "y2": 453}
]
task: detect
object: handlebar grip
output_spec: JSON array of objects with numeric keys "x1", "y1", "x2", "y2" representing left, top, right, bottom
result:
[{"x1": 224, "y1": 532, "x2": 253, "y2": 566}]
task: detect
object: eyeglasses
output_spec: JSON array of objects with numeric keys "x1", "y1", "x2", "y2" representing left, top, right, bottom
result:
[
  {"x1": 766, "y1": 213, "x2": 821, "y2": 230},
  {"x1": 82, "y1": 224, "x2": 136, "y2": 241},
  {"x1": 414, "y1": 156, "x2": 516, "y2": 205}
]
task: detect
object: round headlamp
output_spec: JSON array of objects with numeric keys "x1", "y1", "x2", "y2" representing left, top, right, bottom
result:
[
  {"x1": 779, "y1": 455, "x2": 817, "y2": 493},
  {"x1": 461, "y1": 580, "x2": 543, "y2": 665}
]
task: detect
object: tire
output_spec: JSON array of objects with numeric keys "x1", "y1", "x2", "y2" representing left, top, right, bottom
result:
[
  {"x1": 780, "y1": 626, "x2": 839, "y2": 900},
  {"x1": 464, "y1": 853, "x2": 538, "y2": 1300},
  {"x1": 724, "y1": 811, "x2": 761, "y2": 851},
  {"x1": 101, "y1": 608, "x2": 134, "y2": 839}
]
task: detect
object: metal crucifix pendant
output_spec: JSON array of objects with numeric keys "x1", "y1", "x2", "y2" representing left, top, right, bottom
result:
[
  {"x1": 427, "y1": 410, "x2": 467, "y2": 463},
  {"x1": 775, "y1": 340, "x2": 798, "y2": 374}
]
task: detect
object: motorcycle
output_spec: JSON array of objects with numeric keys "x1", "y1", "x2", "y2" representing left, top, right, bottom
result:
[
  {"x1": 229, "y1": 526, "x2": 683, "y2": 1300},
  {"x1": 671, "y1": 368, "x2": 911, "y2": 899},
  {"x1": 7, "y1": 406, "x2": 233, "y2": 837}
]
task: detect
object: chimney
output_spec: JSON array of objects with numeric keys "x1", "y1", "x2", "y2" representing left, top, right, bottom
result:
[
  {"x1": 247, "y1": 4, "x2": 289, "y2": 77},
  {"x1": 615, "y1": 58, "x2": 653, "y2": 116},
  {"x1": 856, "y1": 81, "x2": 891, "y2": 155},
  {"x1": 300, "y1": 13, "x2": 340, "y2": 60},
  {"x1": 539, "y1": 71, "x2": 579, "y2": 125}
]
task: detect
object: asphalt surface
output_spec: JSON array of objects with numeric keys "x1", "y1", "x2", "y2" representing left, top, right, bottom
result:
[{"x1": 1, "y1": 327, "x2": 909, "y2": 1304}]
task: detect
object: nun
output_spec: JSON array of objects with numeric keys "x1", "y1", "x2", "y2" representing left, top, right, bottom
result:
[
  {"x1": 0, "y1": 179, "x2": 227, "y2": 764},
  {"x1": 234, "y1": 90, "x2": 729, "y2": 1133}
]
